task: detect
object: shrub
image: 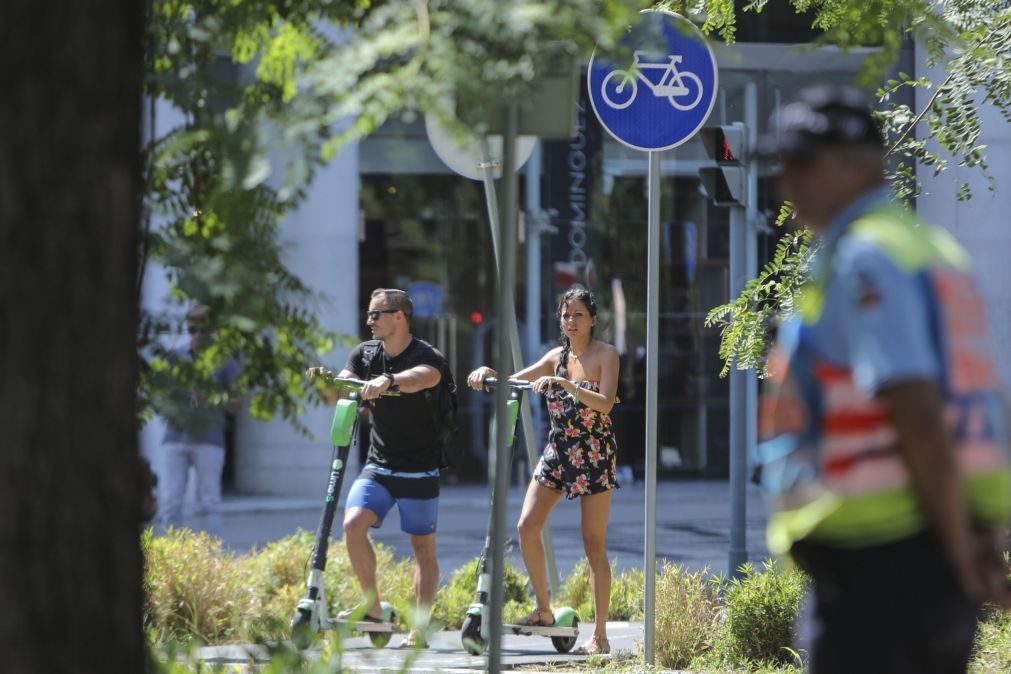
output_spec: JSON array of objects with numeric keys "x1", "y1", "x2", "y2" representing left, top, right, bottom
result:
[
  {"x1": 654, "y1": 562, "x2": 720, "y2": 670},
  {"x1": 240, "y1": 530, "x2": 317, "y2": 642},
  {"x1": 143, "y1": 527, "x2": 249, "y2": 644},
  {"x1": 432, "y1": 556, "x2": 533, "y2": 630},
  {"x1": 144, "y1": 528, "x2": 420, "y2": 644},
  {"x1": 715, "y1": 559, "x2": 808, "y2": 668},
  {"x1": 610, "y1": 565, "x2": 646, "y2": 621},
  {"x1": 972, "y1": 611, "x2": 1011, "y2": 674},
  {"x1": 557, "y1": 559, "x2": 644, "y2": 623}
]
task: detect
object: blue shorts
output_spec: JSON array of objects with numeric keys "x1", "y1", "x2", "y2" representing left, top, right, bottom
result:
[{"x1": 345, "y1": 464, "x2": 440, "y2": 536}]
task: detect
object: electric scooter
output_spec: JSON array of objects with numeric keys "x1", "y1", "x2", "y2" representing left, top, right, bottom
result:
[
  {"x1": 290, "y1": 373, "x2": 400, "y2": 649},
  {"x1": 460, "y1": 377, "x2": 579, "y2": 655}
]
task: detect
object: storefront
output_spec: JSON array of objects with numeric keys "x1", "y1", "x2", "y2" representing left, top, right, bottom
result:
[{"x1": 355, "y1": 47, "x2": 867, "y2": 480}]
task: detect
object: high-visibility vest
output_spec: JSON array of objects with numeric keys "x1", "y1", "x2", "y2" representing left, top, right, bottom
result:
[{"x1": 761, "y1": 205, "x2": 1011, "y2": 554}]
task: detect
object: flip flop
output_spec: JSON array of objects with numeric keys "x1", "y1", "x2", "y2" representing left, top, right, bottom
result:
[
  {"x1": 398, "y1": 629, "x2": 429, "y2": 649},
  {"x1": 337, "y1": 606, "x2": 383, "y2": 622},
  {"x1": 573, "y1": 635, "x2": 610, "y2": 655},
  {"x1": 514, "y1": 608, "x2": 556, "y2": 627}
]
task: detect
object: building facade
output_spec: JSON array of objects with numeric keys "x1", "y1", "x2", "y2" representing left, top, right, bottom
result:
[{"x1": 141, "y1": 20, "x2": 1011, "y2": 497}]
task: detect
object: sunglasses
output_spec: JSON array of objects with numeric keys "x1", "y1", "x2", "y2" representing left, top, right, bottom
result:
[
  {"x1": 187, "y1": 326, "x2": 213, "y2": 335},
  {"x1": 366, "y1": 309, "x2": 399, "y2": 321}
]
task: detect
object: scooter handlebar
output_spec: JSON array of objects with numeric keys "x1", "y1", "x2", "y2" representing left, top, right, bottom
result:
[
  {"x1": 305, "y1": 368, "x2": 401, "y2": 396},
  {"x1": 483, "y1": 377, "x2": 533, "y2": 390}
]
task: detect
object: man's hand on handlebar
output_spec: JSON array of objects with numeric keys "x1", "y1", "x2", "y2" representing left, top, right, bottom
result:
[
  {"x1": 305, "y1": 366, "x2": 335, "y2": 381},
  {"x1": 360, "y1": 374, "x2": 393, "y2": 401}
]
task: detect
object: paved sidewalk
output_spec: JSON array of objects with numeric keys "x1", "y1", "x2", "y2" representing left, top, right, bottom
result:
[
  {"x1": 213, "y1": 480, "x2": 770, "y2": 577},
  {"x1": 199, "y1": 621, "x2": 647, "y2": 672}
]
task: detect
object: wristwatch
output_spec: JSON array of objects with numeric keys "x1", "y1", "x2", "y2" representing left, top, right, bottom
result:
[{"x1": 382, "y1": 372, "x2": 400, "y2": 392}]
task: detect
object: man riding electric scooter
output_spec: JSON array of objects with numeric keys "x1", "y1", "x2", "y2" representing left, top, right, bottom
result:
[{"x1": 309, "y1": 288, "x2": 451, "y2": 649}]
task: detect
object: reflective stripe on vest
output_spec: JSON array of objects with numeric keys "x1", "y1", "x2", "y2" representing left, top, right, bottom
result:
[{"x1": 763, "y1": 206, "x2": 1011, "y2": 552}]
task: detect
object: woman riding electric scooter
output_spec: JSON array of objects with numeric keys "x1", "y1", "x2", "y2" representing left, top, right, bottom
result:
[{"x1": 467, "y1": 287, "x2": 620, "y2": 656}]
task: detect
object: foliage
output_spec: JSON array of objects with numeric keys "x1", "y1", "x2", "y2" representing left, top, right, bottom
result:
[
  {"x1": 878, "y1": 3, "x2": 1011, "y2": 203},
  {"x1": 141, "y1": 0, "x2": 657, "y2": 432},
  {"x1": 557, "y1": 559, "x2": 645, "y2": 622},
  {"x1": 142, "y1": 2, "x2": 372, "y2": 433},
  {"x1": 142, "y1": 528, "x2": 420, "y2": 646},
  {"x1": 310, "y1": 1, "x2": 640, "y2": 153},
  {"x1": 432, "y1": 555, "x2": 534, "y2": 630},
  {"x1": 702, "y1": 1, "x2": 1011, "y2": 377},
  {"x1": 653, "y1": 562, "x2": 721, "y2": 670},
  {"x1": 143, "y1": 527, "x2": 248, "y2": 644},
  {"x1": 972, "y1": 610, "x2": 1011, "y2": 674},
  {"x1": 705, "y1": 225, "x2": 813, "y2": 376},
  {"x1": 711, "y1": 560, "x2": 809, "y2": 669}
]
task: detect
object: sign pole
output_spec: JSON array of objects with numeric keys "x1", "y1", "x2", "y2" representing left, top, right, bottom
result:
[
  {"x1": 644, "y1": 150, "x2": 662, "y2": 666},
  {"x1": 488, "y1": 104, "x2": 519, "y2": 674},
  {"x1": 479, "y1": 142, "x2": 561, "y2": 598},
  {"x1": 728, "y1": 200, "x2": 748, "y2": 578},
  {"x1": 586, "y1": 10, "x2": 718, "y2": 667}
]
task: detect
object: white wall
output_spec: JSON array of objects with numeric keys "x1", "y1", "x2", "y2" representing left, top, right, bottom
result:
[
  {"x1": 140, "y1": 98, "x2": 188, "y2": 503},
  {"x1": 916, "y1": 58, "x2": 1011, "y2": 392},
  {"x1": 234, "y1": 144, "x2": 361, "y2": 494},
  {"x1": 140, "y1": 93, "x2": 362, "y2": 497}
]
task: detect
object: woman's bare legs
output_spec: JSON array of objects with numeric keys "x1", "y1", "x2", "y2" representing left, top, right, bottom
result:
[
  {"x1": 516, "y1": 479, "x2": 563, "y2": 618},
  {"x1": 580, "y1": 489, "x2": 613, "y2": 646}
]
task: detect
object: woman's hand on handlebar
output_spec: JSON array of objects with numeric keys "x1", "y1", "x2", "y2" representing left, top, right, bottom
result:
[
  {"x1": 532, "y1": 376, "x2": 570, "y2": 395},
  {"x1": 467, "y1": 366, "x2": 495, "y2": 391}
]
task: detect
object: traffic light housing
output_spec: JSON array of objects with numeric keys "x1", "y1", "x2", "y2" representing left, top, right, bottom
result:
[{"x1": 698, "y1": 123, "x2": 747, "y2": 206}]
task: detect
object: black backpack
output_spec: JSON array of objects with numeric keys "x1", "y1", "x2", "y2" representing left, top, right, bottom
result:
[{"x1": 360, "y1": 339, "x2": 460, "y2": 471}]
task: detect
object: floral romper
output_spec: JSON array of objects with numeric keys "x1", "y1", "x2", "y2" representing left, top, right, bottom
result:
[{"x1": 533, "y1": 362, "x2": 620, "y2": 499}]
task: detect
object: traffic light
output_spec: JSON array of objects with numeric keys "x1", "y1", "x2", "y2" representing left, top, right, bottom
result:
[{"x1": 698, "y1": 123, "x2": 747, "y2": 207}]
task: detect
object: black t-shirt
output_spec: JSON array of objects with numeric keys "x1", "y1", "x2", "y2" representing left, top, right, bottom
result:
[{"x1": 344, "y1": 338, "x2": 445, "y2": 472}]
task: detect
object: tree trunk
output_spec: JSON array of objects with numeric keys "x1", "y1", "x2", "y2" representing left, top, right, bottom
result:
[{"x1": 0, "y1": 2, "x2": 145, "y2": 672}]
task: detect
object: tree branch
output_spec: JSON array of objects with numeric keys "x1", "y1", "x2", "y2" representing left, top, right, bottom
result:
[{"x1": 885, "y1": 16, "x2": 1010, "y2": 158}]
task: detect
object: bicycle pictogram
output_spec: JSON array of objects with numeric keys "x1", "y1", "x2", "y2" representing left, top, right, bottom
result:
[{"x1": 601, "y1": 51, "x2": 704, "y2": 111}]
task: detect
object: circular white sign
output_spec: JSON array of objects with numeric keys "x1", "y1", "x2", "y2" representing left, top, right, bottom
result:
[{"x1": 424, "y1": 113, "x2": 536, "y2": 181}]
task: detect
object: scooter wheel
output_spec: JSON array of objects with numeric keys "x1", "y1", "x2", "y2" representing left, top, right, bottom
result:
[
  {"x1": 367, "y1": 609, "x2": 396, "y2": 648},
  {"x1": 290, "y1": 608, "x2": 316, "y2": 650},
  {"x1": 461, "y1": 614, "x2": 485, "y2": 655},
  {"x1": 551, "y1": 616, "x2": 578, "y2": 654}
]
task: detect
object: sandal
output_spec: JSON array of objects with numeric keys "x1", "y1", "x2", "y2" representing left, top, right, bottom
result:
[
  {"x1": 514, "y1": 608, "x2": 556, "y2": 627},
  {"x1": 398, "y1": 629, "x2": 429, "y2": 649},
  {"x1": 337, "y1": 606, "x2": 383, "y2": 623},
  {"x1": 573, "y1": 635, "x2": 610, "y2": 655}
]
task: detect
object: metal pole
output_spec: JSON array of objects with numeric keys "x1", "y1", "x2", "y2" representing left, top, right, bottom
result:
[
  {"x1": 480, "y1": 141, "x2": 561, "y2": 597},
  {"x1": 744, "y1": 85, "x2": 759, "y2": 518},
  {"x1": 728, "y1": 197, "x2": 748, "y2": 578},
  {"x1": 524, "y1": 142, "x2": 547, "y2": 475},
  {"x1": 488, "y1": 105, "x2": 519, "y2": 674},
  {"x1": 525, "y1": 141, "x2": 543, "y2": 365},
  {"x1": 644, "y1": 150, "x2": 661, "y2": 666}
]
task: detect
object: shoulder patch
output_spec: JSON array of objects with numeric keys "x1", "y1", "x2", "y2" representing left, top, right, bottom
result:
[{"x1": 855, "y1": 270, "x2": 882, "y2": 308}]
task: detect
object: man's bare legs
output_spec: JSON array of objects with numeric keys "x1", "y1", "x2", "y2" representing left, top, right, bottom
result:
[
  {"x1": 343, "y1": 506, "x2": 383, "y2": 618},
  {"x1": 410, "y1": 533, "x2": 439, "y2": 623}
]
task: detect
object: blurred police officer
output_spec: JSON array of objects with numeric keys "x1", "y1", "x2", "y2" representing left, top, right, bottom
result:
[{"x1": 757, "y1": 86, "x2": 1011, "y2": 674}]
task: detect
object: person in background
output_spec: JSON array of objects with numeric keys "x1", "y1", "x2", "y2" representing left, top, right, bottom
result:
[
  {"x1": 159, "y1": 305, "x2": 243, "y2": 535},
  {"x1": 467, "y1": 287, "x2": 620, "y2": 656},
  {"x1": 756, "y1": 85, "x2": 1011, "y2": 674}
]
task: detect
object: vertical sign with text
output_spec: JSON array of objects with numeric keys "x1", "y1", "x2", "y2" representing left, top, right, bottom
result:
[{"x1": 542, "y1": 76, "x2": 603, "y2": 314}]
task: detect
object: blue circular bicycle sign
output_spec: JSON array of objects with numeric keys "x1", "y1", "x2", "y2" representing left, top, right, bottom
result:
[{"x1": 588, "y1": 10, "x2": 718, "y2": 152}]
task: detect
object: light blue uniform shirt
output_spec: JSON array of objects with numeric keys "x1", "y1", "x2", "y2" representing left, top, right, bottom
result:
[{"x1": 805, "y1": 187, "x2": 940, "y2": 395}]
